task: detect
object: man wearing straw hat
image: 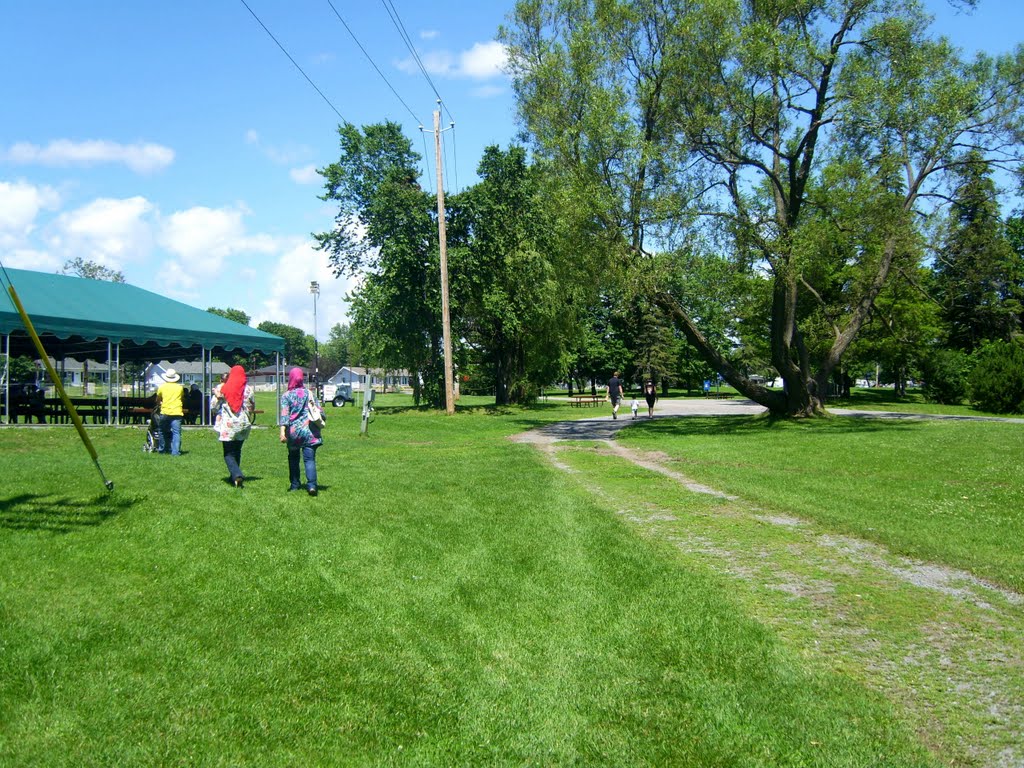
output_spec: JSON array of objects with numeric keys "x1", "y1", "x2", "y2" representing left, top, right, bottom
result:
[{"x1": 155, "y1": 368, "x2": 185, "y2": 455}]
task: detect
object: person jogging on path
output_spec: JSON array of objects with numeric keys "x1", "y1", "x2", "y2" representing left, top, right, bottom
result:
[{"x1": 607, "y1": 370, "x2": 626, "y2": 419}]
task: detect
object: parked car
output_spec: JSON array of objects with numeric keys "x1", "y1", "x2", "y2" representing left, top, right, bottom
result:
[{"x1": 322, "y1": 382, "x2": 355, "y2": 407}]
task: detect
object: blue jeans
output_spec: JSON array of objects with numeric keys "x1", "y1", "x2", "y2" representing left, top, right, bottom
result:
[
  {"x1": 288, "y1": 445, "x2": 318, "y2": 491},
  {"x1": 158, "y1": 415, "x2": 182, "y2": 455},
  {"x1": 222, "y1": 440, "x2": 244, "y2": 480}
]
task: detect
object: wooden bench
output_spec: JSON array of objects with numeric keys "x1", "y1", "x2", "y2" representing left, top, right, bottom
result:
[
  {"x1": 571, "y1": 395, "x2": 603, "y2": 407},
  {"x1": 704, "y1": 392, "x2": 733, "y2": 400}
]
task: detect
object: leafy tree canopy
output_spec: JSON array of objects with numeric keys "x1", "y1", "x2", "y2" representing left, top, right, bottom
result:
[{"x1": 60, "y1": 257, "x2": 125, "y2": 283}]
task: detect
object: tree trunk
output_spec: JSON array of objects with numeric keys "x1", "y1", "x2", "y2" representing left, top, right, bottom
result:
[{"x1": 654, "y1": 292, "x2": 794, "y2": 416}]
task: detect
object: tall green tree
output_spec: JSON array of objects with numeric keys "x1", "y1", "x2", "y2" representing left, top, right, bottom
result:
[
  {"x1": 206, "y1": 307, "x2": 251, "y2": 326},
  {"x1": 256, "y1": 321, "x2": 311, "y2": 367},
  {"x1": 453, "y1": 146, "x2": 574, "y2": 404},
  {"x1": 848, "y1": 265, "x2": 943, "y2": 395},
  {"x1": 318, "y1": 322, "x2": 360, "y2": 376},
  {"x1": 934, "y1": 155, "x2": 1023, "y2": 351},
  {"x1": 206, "y1": 307, "x2": 254, "y2": 367},
  {"x1": 503, "y1": 0, "x2": 1024, "y2": 417},
  {"x1": 315, "y1": 122, "x2": 443, "y2": 406},
  {"x1": 60, "y1": 257, "x2": 125, "y2": 283}
]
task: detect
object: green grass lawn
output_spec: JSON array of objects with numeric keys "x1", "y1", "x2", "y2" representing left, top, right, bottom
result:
[
  {"x1": 3, "y1": 396, "x2": 1019, "y2": 765},
  {"x1": 827, "y1": 387, "x2": 1017, "y2": 417},
  {"x1": 616, "y1": 414, "x2": 1024, "y2": 592}
]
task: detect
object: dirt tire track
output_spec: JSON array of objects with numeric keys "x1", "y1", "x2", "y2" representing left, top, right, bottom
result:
[{"x1": 511, "y1": 423, "x2": 1024, "y2": 768}]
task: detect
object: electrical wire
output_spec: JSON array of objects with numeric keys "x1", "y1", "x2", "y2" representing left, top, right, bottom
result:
[
  {"x1": 378, "y1": 0, "x2": 457, "y2": 126},
  {"x1": 238, "y1": 0, "x2": 347, "y2": 122},
  {"x1": 378, "y1": 0, "x2": 438, "y2": 98},
  {"x1": 325, "y1": 0, "x2": 423, "y2": 125}
]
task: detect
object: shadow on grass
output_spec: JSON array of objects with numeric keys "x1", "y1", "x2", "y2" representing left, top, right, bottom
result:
[
  {"x1": 377, "y1": 401, "x2": 568, "y2": 419},
  {"x1": 625, "y1": 413, "x2": 921, "y2": 438},
  {"x1": 0, "y1": 492, "x2": 134, "y2": 533}
]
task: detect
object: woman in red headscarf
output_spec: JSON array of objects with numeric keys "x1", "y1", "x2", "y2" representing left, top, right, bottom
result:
[
  {"x1": 278, "y1": 367, "x2": 323, "y2": 496},
  {"x1": 211, "y1": 365, "x2": 255, "y2": 487}
]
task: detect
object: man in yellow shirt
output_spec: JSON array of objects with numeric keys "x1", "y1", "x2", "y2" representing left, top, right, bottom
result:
[{"x1": 155, "y1": 368, "x2": 185, "y2": 455}]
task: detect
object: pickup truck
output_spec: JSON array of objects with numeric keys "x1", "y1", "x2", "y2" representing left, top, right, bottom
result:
[{"x1": 321, "y1": 382, "x2": 355, "y2": 407}]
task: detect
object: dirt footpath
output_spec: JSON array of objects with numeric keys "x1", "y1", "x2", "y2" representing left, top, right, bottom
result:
[{"x1": 511, "y1": 402, "x2": 1024, "y2": 768}]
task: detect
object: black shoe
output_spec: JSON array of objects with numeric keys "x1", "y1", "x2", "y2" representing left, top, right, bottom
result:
[
  {"x1": 308, "y1": 487, "x2": 318, "y2": 497},
  {"x1": 233, "y1": 477, "x2": 244, "y2": 488}
]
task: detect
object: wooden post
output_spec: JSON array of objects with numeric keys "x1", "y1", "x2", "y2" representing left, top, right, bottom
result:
[{"x1": 433, "y1": 106, "x2": 455, "y2": 415}]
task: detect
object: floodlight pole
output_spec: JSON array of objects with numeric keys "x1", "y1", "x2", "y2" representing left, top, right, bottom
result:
[{"x1": 310, "y1": 280, "x2": 320, "y2": 398}]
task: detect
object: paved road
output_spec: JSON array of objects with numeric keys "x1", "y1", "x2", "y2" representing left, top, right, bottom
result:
[{"x1": 514, "y1": 397, "x2": 1024, "y2": 444}]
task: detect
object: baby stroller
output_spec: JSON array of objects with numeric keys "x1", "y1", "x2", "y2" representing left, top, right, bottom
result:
[{"x1": 143, "y1": 404, "x2": 161, "y2": 453}]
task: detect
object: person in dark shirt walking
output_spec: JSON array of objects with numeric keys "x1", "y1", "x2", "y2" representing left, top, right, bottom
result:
[{"x1": 607, "y1": 370, "x2": 625, "y2": 420}]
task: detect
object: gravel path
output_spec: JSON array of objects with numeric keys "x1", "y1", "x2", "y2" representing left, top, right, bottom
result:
[{"x1": 511, "y1": 399, "x2": 1024, "y2": 767}]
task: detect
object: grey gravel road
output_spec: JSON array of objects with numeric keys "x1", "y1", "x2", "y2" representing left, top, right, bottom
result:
[{"x1": 513, "y1": 397, "x2": 1023, "y2": 444}]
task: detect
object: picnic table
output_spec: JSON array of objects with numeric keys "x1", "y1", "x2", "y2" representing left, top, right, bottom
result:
[{"x1": 571, "y1": 394, "x2": 603, "y2": 407}]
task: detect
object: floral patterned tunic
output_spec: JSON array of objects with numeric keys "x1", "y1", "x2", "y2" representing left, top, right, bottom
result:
[
  {"x1": 279, "y1": 387, "x2": 323, "y2": 448},
  {"x1": 213, "y1": 384, "x2": 255, "y2": 442}
]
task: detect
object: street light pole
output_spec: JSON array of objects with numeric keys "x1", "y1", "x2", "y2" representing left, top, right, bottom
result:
[{"x1": 310, "y1": 281, "x2": 320, "y2": 397}]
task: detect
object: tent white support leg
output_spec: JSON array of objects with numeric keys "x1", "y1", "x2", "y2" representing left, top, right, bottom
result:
[
  {"x1": 1, "y1": 331, "x2": 8, "y2": 423},
  {"x1": 202, "y1": 347, "x2": 209, "y2": 426},
  {"x1": 106, "y1": 341, "x2": 113, "y2": 425},
  {"x1": 275, "y1": 351, "x2": 282, "y2": 420},
  {"x1": 114, "y1": 343, "x2": 122, "y2": 425}
]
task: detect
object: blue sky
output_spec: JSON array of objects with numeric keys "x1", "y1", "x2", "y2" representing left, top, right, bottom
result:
[{"x1": 1, "y1": 0, "x2": 1021, "y2": 339}]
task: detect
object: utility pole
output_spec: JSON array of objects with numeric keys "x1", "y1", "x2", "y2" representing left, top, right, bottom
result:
[{"x1": 427, "y1": 102, "x2": 455, "y2": 415}]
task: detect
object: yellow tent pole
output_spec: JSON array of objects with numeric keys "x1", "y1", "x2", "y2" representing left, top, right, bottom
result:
[{"x1": 5, "y1": 283, "x2": 114, "y2": 491}]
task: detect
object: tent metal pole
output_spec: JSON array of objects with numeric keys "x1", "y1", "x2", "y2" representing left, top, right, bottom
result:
[
  {"x1": 203, "y1": 347, "x2": 209, "y2": 426},
  {"x1": 276, "y1": 351, "x2": 282, "y2": 420},
  {"x1": 2, "y1": 331, "x2": 8, "y2": 423},
  {"x1": 106, "y1": 341, "x2": 113, "y2": 425},
  {"x1": 114, "y1": 343, "x2": 122, "y2": 425}
]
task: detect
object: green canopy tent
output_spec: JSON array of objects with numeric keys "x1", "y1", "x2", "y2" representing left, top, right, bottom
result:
[{"x1": 1, "y1": 267, "x2": 285, "y2": 424}]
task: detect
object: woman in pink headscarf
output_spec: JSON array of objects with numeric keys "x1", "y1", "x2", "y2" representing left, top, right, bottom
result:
[
  {"x1": 211, "y1": 365, "x2": 255, "y2": 487},
  {"x1": 279, "y1": 367, "x2": 323, "y2": 496}
]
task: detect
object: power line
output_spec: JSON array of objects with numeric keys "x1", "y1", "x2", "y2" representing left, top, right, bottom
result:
[
  {"x1": 378, "y1": 0, "x2": 456, "y2": 126},
  {"x1": 238, "y1": 0, "x2": 346, "y2": 122},
  {"x1": 371, "y1": 0, "x2": 463, "y2": 191},
  {"x1": 325, "y1": 0, "x2": 423, "y2": 125}
]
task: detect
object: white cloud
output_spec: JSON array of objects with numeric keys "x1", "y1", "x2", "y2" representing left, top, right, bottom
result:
[
  {"x1": 255, "y1": 242, "x2": 354, "y2": 333},
  {"x1": 420, "y1": 29, "x2": 439, "y2": 40},
  {"x1": 459, "y1": 41, "x2": 509, "y2": 79},
  {"x1": 50, "y1": 196, "x2": 155, "y2": 267},
  {"x1": 2, "y1": 139, "x2": 174, "y2": 174},
  {"x1": 0, "y1": 180, "x2": 60, "y2": 246},
  {"x1": 3, "y1": 247, "x2": 62, "y2": 273},
  {"x1": 472, "y1": 84, "x2": 506, "y2": 99},
  {"x1": 290, "y1": 164, "x2": 319, "y2": 185},
  {"x1": 158, "y1": 205, "x2": 282, "y2": 290},
  {"x1": 244, "y1": 130, "x2": 310, "y2": 165},
  {"x1": 397, "y1": 50, "x2": 453, "y2": 77},
  {"x1": 397, "y1": 40, "x2": 508, "y2": 80}
]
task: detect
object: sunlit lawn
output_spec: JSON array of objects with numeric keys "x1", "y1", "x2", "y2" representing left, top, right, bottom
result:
[{"x1": 6, "y1": 389, "x2": 1021, "y2": 765}]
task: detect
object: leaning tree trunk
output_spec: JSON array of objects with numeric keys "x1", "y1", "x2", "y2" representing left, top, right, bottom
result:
[
  {"x1": 817, "y1": 236, "x2": 900, "y2": 392},
  {"x1": 653, "y1": 292, "x2": 791, "y2": 415}
]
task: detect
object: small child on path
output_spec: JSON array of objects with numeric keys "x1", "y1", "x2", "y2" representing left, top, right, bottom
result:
[{"x1": 630, "y1": 397, "x2": 640, "y2": 419}]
